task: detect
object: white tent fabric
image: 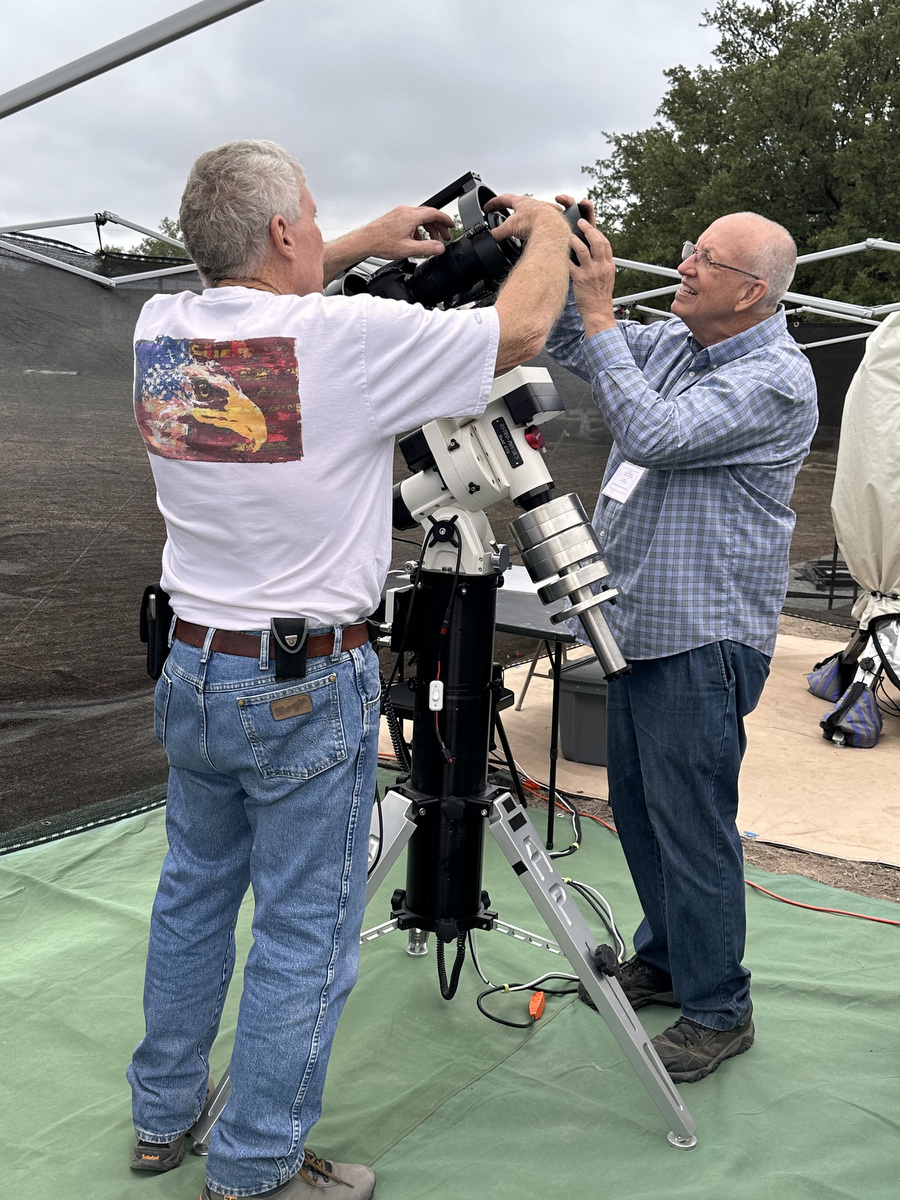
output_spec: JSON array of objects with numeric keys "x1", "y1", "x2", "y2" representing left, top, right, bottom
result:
[{"x1": 831, "y1": 310, "x2": 900, "y2": 628}]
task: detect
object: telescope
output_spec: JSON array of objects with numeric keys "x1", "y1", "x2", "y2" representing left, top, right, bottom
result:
[
  {"x1": 351, "y1": 363, "x2": 695, "y2": 1149},
  {"x1": 193, "y1": 365, "x2": 696, "y2": 1150}
]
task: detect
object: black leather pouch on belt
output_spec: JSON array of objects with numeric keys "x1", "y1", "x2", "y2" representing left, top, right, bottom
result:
[
  {"x1": 270, "y1": 617, "x2": 309, "y2": 680},
  {"x1": 140, "y1": 583, "x2": 174, "y2": 681}
]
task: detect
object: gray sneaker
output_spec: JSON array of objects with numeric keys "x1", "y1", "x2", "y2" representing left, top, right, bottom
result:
[
  {"x1": 202, "y1": 1150, "x2": 375, "y2": 1199},
  {"x1": 652, "y1": 1004, "x2": 754, "y2": 1083},
  {"x1": 578, "y1": 954, "x2": 678, "y2": 1011}
]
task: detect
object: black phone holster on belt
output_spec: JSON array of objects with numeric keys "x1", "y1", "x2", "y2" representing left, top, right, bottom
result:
[
  {"x1": 270, "y1": 617, "x2": 309, "y2": 680},
  {"x1": 140, "y1": 583, "x2": 174, "y2": 681}
]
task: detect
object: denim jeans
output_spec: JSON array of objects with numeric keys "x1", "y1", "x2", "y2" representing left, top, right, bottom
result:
[
  {"x1": 128, "y1": 630, "x2": 381, "y2": 1196},
  {"x1": 606, "y1": 640, "x2": 770, "y2": 1031}
]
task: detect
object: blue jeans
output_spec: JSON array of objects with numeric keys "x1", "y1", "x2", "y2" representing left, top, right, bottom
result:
[
  {"x1": 128, "y1": 630, "x2": 380, "y2": 1196},
  {"x1": 606, "y1": 641, "x2": 769, "y2": 1031}
]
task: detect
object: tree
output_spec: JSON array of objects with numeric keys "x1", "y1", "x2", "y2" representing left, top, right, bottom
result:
[
  {"x1": 132, "y1": 216, "x2": 190, "y2": 259},
  {"x1": 585, "y1": 0, "x2": 900, "y2": 305}
]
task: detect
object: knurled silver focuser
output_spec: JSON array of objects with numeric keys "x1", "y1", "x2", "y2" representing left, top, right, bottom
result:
[{"x1": 508, "y1": 493, "x2": 631, "y2": 681}]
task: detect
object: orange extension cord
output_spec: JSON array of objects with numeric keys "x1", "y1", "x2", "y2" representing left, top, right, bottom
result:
[
  {"x1": 544, "y1": 789, "x2": 900, "y2": 930},
  {"x1": 380, "y1": 760, "x2": 900, "y2": 930}
]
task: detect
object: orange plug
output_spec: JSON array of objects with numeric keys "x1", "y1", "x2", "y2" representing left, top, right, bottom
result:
[{"x1": 528, "y1": 991, "x2": 546, "y2": 1019}]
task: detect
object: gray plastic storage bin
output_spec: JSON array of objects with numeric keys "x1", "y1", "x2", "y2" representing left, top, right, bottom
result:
[{"x1": 559, "y1": 657, "x2": 608, "y2": 767}]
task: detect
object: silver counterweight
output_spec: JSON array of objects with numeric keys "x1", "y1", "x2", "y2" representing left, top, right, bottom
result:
[{"x1": 509, "y1": 493, "x2": 630, "y2": 681}]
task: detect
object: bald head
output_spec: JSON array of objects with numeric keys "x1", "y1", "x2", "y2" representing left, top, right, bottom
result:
[
  {"x1": 674, "y1": 211, "x2": 798, "y2": 345},
  {"x1": 707, "y1": 212, "x2": 797, "y2": 310}
]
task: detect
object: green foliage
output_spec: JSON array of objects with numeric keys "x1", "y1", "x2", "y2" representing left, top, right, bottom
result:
[
  {"x1": 585, "y1": 0, "x2": 900, "y2": 305},
  {"x1": 132, "y1": 216, "x2": 190, "y2": 259}
]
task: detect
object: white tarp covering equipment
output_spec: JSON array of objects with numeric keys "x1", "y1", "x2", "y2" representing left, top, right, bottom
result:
[{"x1": 831, "y1": 310, "x2": 900, "y2": 629}]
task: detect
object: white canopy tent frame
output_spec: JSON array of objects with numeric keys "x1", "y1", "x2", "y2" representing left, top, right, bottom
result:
[
  {"x1": 0, "y1": 211, "x2": 196, "y2": 290},
  {"x1": 0, "y1": 1, "x2": 267, "y2": 288},
  {"x1": 609, "y1": 239, "x2": 900, "y2": 349},
  {"x1": 5, "y1": 226, "x2": 900, "y2": 321},
  {"x1": 0, "y1": 0, "x2": 265, "y2": 121}
]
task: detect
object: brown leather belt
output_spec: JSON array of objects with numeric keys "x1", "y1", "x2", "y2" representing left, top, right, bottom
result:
[{"x1": 174, "y1": 619, "x2": 369, "y2": 659}]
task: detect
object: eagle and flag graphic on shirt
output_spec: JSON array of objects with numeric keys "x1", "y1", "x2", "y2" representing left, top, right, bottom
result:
[{"x1": 134, "y1": 336, "x2": 303, "y2": 462}]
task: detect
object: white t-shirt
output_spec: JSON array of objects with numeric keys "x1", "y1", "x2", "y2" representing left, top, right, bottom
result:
[{"x1": 133, "y1": 286, "x2": 499, "y2": 628}]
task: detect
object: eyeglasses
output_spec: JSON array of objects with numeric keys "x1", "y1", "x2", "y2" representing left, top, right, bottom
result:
[{"x1": 681, "y1": 241, "x2": 761, "y2": 281}]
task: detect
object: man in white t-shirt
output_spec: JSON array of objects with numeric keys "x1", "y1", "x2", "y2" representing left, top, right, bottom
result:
[{"x1": 127, "y1": 139, "x2": 570, "y2": 1200}]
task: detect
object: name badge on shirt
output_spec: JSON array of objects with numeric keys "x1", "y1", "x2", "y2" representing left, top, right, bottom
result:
[{"x1": 601, "y1": 461, "x2": 646, "y2": 504}]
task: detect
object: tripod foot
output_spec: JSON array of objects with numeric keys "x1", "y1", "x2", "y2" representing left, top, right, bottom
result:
[
  {"x1": 667, "y1": 1132, "x2": 698, "y2": 1150},
  {"x1": 406, "y1": 928, "x2": 429, "y2": 957}
]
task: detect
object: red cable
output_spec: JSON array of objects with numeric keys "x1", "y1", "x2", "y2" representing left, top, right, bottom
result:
[
  {"x1": 382, "y1": 757, "x2": 899, "y2": 930},
  {"x1": 552, "y1": 798, "x2": 900, "y2": 927},
  {"x1": 744, "y1": 879, "x2": 900, "y2": 926}
]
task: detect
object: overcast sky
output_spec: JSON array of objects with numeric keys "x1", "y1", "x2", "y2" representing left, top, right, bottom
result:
[{"x1": 0, "y1": 0, "x2": 719, "y2": 250}]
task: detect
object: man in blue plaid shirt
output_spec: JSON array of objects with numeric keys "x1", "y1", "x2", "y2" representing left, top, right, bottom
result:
[{"x1": 547, "y1": 201, "x2": 817, "y2": 1083}]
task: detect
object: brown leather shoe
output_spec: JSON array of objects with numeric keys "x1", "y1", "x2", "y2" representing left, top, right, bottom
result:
[{"x1": 201, "y1": 1149, "x2": 375, "y2": 1199}]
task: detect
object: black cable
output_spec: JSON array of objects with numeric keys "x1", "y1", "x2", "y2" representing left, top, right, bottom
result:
[
  {"x1": 566, "y1": 879, "x2": 622, "y2": 949},
  {"x1": 874, "y1": 676, "x2": 900, "y2": 718},
  {"x1": 366, "y1": 783, "x2": 384, "y2": 879},
  {"x1": 475, "y1": 975, "x2": 579, "y2": 1028},
  {"x1": 431, "y1": 522, "x2": 463, "y2": 764},
  {"x1": 380, "y1": 670, "x2": 411, "y2": 771},
  {"x1": 436, "y1": 934, "x2": 467, "y2": 1000},
  {"x1": 475, "y1": 989, "x2": 536, "y2": 1028},
  {"x1": 383, "y1": 533, "x2": 430, "y2": 695}
]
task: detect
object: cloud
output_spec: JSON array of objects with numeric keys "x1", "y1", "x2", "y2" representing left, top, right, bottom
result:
[{"x1": 0, "y1": 0, "x2": 718, "y2": 247}]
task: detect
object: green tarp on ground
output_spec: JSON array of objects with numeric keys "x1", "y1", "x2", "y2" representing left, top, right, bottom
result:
[{"x1": 2, "y1": 796, "x2": 899, "y2": 1200}]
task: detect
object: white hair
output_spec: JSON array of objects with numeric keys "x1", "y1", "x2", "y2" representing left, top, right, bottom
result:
[{"x1": 179, "y1": 140, "x2": 305, "y2": 286}]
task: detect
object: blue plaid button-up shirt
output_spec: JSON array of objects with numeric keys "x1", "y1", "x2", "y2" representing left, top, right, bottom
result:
[{"x1": 546, "y1": 296, "x2": 818, "y2": 660}]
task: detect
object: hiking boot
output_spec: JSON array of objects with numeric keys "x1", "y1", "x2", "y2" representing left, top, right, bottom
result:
[
  {"x1": 578, "y1": 954, "x2": 678, "y2": 1012},
  {"x1": 130, "y1": 1133, "x2": 186, "y2": 1172},
  {"x1": 202, "y1": 1150, "x2": 375, "y2": 1199},
  {"x1": 652, "y1": 1004, "x2": 754, "y2": 1083},
  {"x1": 130, "y1": 1076, "x2": 215, "y2": 1172}
]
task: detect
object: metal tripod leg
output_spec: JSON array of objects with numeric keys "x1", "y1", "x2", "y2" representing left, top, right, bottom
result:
[
  {"x1": 488, "y1": 790, "x2": 698, "y2": 1148},
  {"x1": 365, "y1": 788, "x2": 417, "y2": 904},
  {"x1": 190, "y1": 789, "x2": 419, "y2": 1150},
  {"x1": 363, "y1": 788, "x2": 427, "y2": 953}
]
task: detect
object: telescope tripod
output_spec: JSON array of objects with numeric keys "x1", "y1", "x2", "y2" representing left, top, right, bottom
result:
[
  {"x1": 191, "y1": 553, "x2": 697, "y2": 1152},
  {"x1": 364, "y1": 779, "x2": 696, "y2": 1148}
]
